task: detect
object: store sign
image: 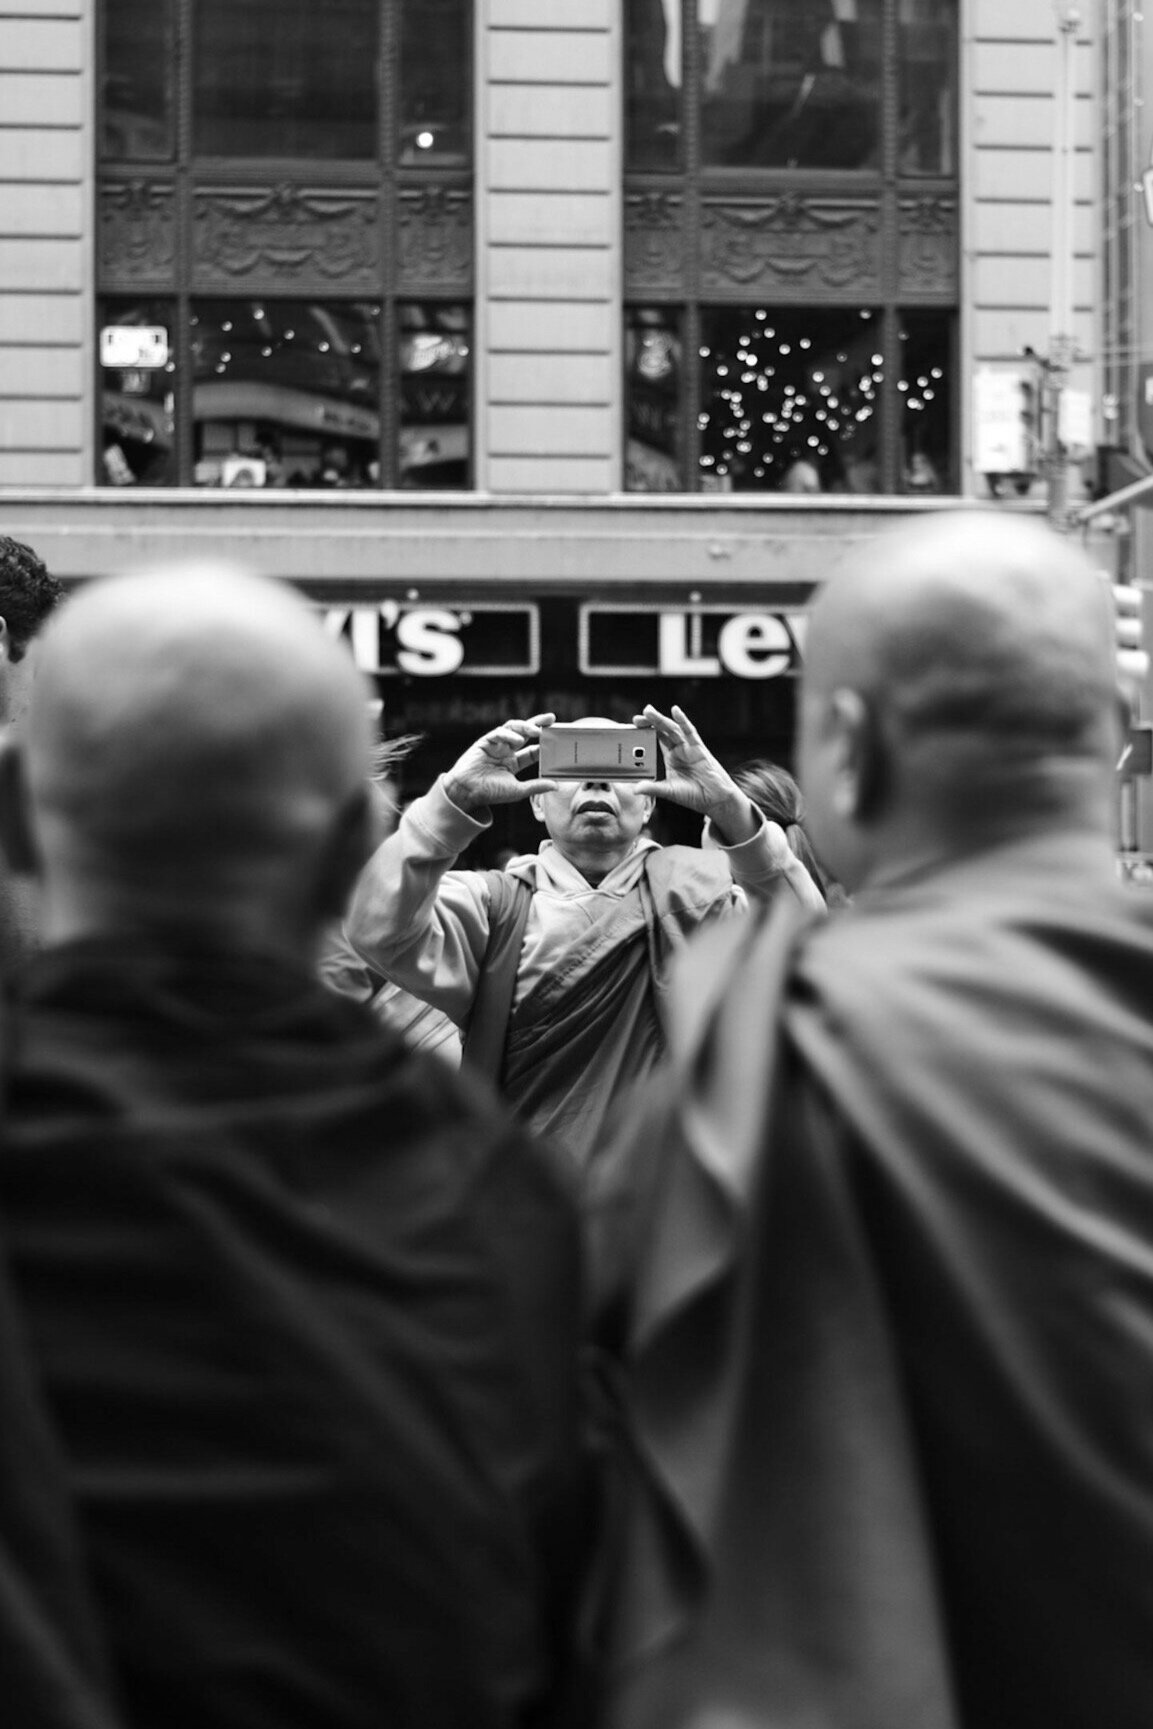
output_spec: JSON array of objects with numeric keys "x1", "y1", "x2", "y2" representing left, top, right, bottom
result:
[
  {"x1": 580, "y1": 604, "x2": 806, "y2": 680},
  {"x1": 323, "y1": 601, "x2": 539, "y2": 678},
  {"x1": 100, "y1": 325, "x2": 169, "y2": 369}
]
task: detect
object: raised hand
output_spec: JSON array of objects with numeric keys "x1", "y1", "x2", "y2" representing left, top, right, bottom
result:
[
  {"x1": 442, "y1": 713, "x2": 559, "y2": 813},
  {"x1": 631, "y1": 703, "x2": 759, "y2": 842}
]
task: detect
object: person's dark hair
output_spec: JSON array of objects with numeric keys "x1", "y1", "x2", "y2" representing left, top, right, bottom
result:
[
  {"x1": 733, "y1": 759, "x2": 827, "y2": 902},
  {"x1": 0, "y1": 537, "x2": 65, "y2": 661}
]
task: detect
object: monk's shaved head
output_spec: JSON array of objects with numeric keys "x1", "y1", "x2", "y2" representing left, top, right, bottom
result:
[
  {"x1": 799, "y1": 512, "x2": 1120, "y2": 890},
  {"x1": 17, "y1": 563, "x2": 375, "y2": 949}
]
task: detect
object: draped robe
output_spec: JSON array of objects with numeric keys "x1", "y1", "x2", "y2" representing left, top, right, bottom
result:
[
  {"x1": 0, "y1": 938, "x2": 587, "y2": 1729},
  {"x1": 587, "y1": 832, "x2": 1153, "y2": 1729}
]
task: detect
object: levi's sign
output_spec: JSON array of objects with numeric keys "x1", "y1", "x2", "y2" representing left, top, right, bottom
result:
[
  {"x1": 323, "y1": 602, "x2": 540, "y2": 678},
  {"x1": 580, "y1": 605, "x2": 807, "y2": 680},
  {"x1": 322, "y1": 600, "x2": 806, "y2": 681}
]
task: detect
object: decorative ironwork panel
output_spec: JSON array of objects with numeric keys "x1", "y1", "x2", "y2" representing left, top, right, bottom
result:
[
  {"x1": 700, "y1": 195, "x2": 881, "y2": 299},
  {"x1": 624, "y1": 191, "x2": 687, "y2": 295},
  {"x1": 898, "y1": 196, "x2": 958, "y2": 298},
  {"x1": 99, "y1": 179, "x2": 178, "y2": 286},
  {"x1": 396, "y1": 187, "x2": 473, "y2": 291},
  {"x1": 192, "y1": 185, "x2": 382, "y2": 288}
]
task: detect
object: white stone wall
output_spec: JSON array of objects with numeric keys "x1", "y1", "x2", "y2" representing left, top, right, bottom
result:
[
  {"x1": 476, "y1": 0, "x2": 621, "y2": 493},
  {"x1": 0, "y1": 0, "x2": 92, "y2": 488},
  {"x1": 966, "y1": 0, "x2": 1098, "y2": 493}
]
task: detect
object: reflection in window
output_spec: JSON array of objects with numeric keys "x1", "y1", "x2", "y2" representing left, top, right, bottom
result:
[
  {"x1": 899, "y1": 0, "x2": 956, "y2": 173},
  {"x1": 102, "y1": 0, "x2": 174, "y2": 161},
  {"x1": 699, "y1": 307, "x2": 883, "y2": 493},
  {"x1": 625, "y1": 309, "x2": 684, "y2": 491},
  {"x1": 193, "y1": 0, "x2": 378, "y2": 158},
  {"x1": 626, "y1": 0, "x2": 682, "y2": 170},
  {"x1": 899, "y1": 312, "x2": 953, "y2": 493},
  {"x1": 99, "y1": 300, "x2": 177, "y2": 485},
  {"x1": 191, "y1": 300, "x2": 382, "y2": 488},
  {"x1": 700, "y1": 0, "x2": 881, "y2": 169},
  {"x1": 400, "y1": 0, "x2": 471, "y2": 164},
  {"x1": 399, "y1": 306, "x2": 471, "y2": 489}
]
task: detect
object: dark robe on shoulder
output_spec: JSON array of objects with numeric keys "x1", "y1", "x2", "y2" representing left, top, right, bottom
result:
[
  {"x1": 587, "y1": 832, "x2": 1153, "y2": 1729},
  {"x1": 0, "y1": 939, "x2": 587, "y2": 1729},
  {"x1": 0, "y1": 1243, "x2": 122, "y2": 1729}
]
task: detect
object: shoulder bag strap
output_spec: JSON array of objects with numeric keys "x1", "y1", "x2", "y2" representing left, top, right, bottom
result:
[{"x1": 460, "y1": 868, "x2": 534, "y2": 1086}]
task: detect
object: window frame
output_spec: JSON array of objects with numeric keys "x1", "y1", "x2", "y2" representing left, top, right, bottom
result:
[
  {"x1": 95, "y1": 0, "x2": 474, "y2": 490},
  {"x1": 623, "y1": 0, "x2": 960, "y2": 495}
]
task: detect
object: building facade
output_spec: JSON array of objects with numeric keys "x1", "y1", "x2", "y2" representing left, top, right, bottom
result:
[{"x1": 0, "y1": 0, "x2": 1106, "y2": 846}]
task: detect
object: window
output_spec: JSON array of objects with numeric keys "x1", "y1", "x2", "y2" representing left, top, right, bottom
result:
[
  {"x1": 624, "y1": 0, "x2": 959, "y2": 494},
  {"x1": 97, "y1": 0, "x2": 473, "y2": 489}
]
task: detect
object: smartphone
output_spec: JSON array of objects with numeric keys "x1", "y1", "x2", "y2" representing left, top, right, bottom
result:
[{"x1": 538, "y1": 721, "x2": 658, "y2": 780}]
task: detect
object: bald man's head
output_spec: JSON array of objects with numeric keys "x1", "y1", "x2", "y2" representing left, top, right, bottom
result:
[
  {"x1": 798, "y1": 512, "x2": 1120, "y2": 890},
  {"x1": 7, "y1": 563, "x2": 375, "y2": 952}
]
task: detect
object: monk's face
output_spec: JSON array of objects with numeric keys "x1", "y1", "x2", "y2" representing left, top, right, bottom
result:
[{"x1": 530, "y1": 779, "x2": 654, "y2": 861}]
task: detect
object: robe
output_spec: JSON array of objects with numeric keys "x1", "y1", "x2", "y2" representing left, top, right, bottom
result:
[
  {"x1": 0, "y1": 937, "x2": 588, "y2": 1729},
  {"x1": 345, "y1": 779, "x2": 788, "y2": 1167},
  {"x1": 587, "y1": 830, "x2": 1153, "y2": 1729}
]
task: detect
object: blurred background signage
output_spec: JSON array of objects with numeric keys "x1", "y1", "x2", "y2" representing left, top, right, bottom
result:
[
  {"x1": 580, "y1": 604, "x2": 806, "y2": 679},
  {"x1": 100, "y1": 325, "x2": 170, "y2": 369},
  {"x1": 324, "y1": 602, "x2": 539, "y2": 677}
]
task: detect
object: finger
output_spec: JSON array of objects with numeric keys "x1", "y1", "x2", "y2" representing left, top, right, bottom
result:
[
  {"x1": 634, "y1": 704, "x2": 682, "y2": 745},
  {"x1": 512, "y1": 742, "x2": 541, "y2": 771},
  {"x1": 669, "y1": 704, "x2": 703, "y2": 743},
  {"x1": 524, "y1": 712, "x2": 557, "y2": 732},
  {"x1": 516, "y1": 777, "x2": 558, "y2": 798},
  {"x1": 484, "y1": 722, "x2": 538, "y2": 754}
]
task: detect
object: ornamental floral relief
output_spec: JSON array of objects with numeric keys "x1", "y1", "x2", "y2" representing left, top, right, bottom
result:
[
  {"x1": 898, "y1": 197, "x2": 957, "y2": 296},
  {"x1": 99, "y1": 181, "x2": 177, "y2": 284},
  {"x1": 397, "y1": 188, "x2": 473, "y2": 290},
  {"x1": 193, "y1": 186, "x2": 381, "y2": 287},
  {"x1": 701, "y1": 197, "x2": 880, "y2": 297},
  {"x1": 624, "y1": 192, "x2": 686, "y2": 292}
]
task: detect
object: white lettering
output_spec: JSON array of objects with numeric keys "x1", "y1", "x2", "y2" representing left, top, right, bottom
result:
[
  {"x1": 396, "y1": 608, "x2": 465, "y2": 677},
  {"x1": 658, "y1": 613, "x2": 721, "y2": 678},
  {"x1": 351, "y1": 608, "x2": 383, "y2": 672},
  {"x1": 718, "y1": 614, "x2": 793, "y2": 680}
]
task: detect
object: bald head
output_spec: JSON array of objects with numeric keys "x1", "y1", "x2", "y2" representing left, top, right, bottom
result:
[
  {"x1": 15, "y1": 563, "x2": 374, "y2": 951},
  {"x1": 798, "y1": 512, "x2": 1120, "y2": 889}
]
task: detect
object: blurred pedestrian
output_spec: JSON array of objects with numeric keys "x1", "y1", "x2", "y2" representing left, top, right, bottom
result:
[
  {"x1": 0, "y1": 563, "x2": 587, "y2": 1729},
  {"x1": 0, "y1": 535, "x2": 64, "y2": 977},
  {"x1": 722, "y1": 758, "x2": 828, "y2": 901},
  {"x1": 587, "y1": 512, "x2": 1153, "y2": 1729},
  {"x1": 344, "y1": 707, "x2": 825, "y2": 1169}
]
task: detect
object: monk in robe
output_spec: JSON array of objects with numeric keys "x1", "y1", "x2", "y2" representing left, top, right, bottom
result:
[
  {"x1": 586, "y1": 511, "x2": 1153, "y2": 1729},
  {"x1": 0, "y1": 564, "x2": 587, "y2": 1729},
  {"x1": 343, "y1": 709, "x2": 824, "y2": 1169}
]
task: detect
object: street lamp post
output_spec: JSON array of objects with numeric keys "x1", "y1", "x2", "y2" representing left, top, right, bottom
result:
[{"x1": 1047, "y1": 4, "x2": 1082, "y2": 530}]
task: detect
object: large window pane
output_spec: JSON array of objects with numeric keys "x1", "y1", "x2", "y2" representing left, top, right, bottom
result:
[
  {"x1": 192, "y1": 300, "x2": 382, "y2": 488},
  {"x1": 626, "y1": 0, "x2": 682, "y2": 171},
  {"x1": 99, "y1": 299, "x2": 177, "y2": 486},
  {"x1": 194, "y1": 0, "x2": 378, "y2": 158},
  {"x1": 399, "y1": 305, "x2": 471, "y2": 489},
  {"x1": 899, "y1": 311, "x2": 953, "y2": 493},
  {"x1": 700, "y1": 0, "x2": 882, "y2": 169},
  {"x1": 626, "y1": 308, "x2": 684, "y2": 491},
  {"x1": 102, "y1": 0, "x2": 174, "y2": 161},
  {"x1": 400, "y1": 0, "x2": 471, "y2": 164},
  {"x1": 899, "y1": 0, "x2": 956, "y2": 173},
  {"x1": 700, "y1": 306, "x2": 882, "y2": 492}
]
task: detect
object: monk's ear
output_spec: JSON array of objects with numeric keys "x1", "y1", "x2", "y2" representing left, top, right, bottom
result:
[
  {"x1": 827, "y1": 688, "x2": 884, "y2": 822},
  {"x1": 314, "y1": 784, "x2": 373, "y2": 924},
  {"x1": 0, "y1": 735, "x2": 40, "y2": 877}
]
